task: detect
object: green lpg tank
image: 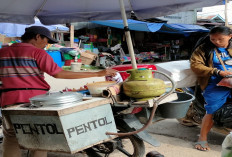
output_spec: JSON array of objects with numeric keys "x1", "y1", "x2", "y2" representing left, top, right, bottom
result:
[{"x1": 123, "y1": 68, "x2": 166, "y2": 101}]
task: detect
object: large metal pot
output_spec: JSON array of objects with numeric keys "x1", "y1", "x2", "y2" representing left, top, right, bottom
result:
[{"x1": 29, "y1": 91, "x2": 83, "y2": 107}]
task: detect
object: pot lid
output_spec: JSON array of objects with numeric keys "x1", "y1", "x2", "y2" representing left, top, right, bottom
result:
[{"x1": 29, "y1": 91, "x2": 83, "y2": 106}]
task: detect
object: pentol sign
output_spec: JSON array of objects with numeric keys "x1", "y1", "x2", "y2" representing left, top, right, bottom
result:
[{"x1": 9, "y1": 103, "x2": 117, "y2": 153}]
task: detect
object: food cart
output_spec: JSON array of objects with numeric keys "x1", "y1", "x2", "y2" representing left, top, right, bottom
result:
[
  {"x1": 2, "y1": 97, "x2": 117, "y2": 154},
  {"x1": 1, "y1": 66, "x2": 197, "y2": 156}
]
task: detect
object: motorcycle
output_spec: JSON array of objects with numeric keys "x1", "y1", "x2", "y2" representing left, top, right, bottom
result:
[{"x1": 96, "y1": 44, "x2": 141, "y2": 68}]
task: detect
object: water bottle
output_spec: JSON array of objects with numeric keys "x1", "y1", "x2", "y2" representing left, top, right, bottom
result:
[{"x1": 221, "y1": 132, "x2": 232, "y2": 157}]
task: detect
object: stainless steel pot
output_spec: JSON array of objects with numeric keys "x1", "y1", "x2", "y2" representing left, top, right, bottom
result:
[{"x1": 29, "y1": 91, "x2": 83, "y2": 107}]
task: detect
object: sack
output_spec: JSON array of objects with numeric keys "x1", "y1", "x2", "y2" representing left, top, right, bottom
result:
[
  {"x1": 213, "y1": 102, "x2": 232, "y2": 128},
  {"x1": 217, "y1": 78, "x2": 232, "y2": 88}
]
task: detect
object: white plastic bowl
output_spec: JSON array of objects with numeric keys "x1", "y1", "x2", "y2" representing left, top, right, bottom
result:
[{"x1": 87, "y1": 81, "x2": 116, "y2": 97}]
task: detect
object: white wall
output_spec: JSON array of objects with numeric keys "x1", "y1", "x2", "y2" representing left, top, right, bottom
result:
[{"x1": 158, "y1": 10, "x2": 197, "y2": 24}]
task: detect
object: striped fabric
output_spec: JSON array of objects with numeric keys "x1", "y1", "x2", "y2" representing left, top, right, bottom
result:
[
  {"x1": 0, "y1": 57, "x2": 43, "y2": 78},
  {"x1": 0, "y1": 43, "x2": 63, "y2": 107}
]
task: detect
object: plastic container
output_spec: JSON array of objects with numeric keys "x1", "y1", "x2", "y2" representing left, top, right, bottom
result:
[
  {"x1": 86, "y1": 81, "x2": 116, "y2": 97},
  {"x1": 63, "y1": 53, "x2": 74, "y2": 60},
  {"x1": 157, "y1": 92, "x2": 195, "y2": 118},
  {"x1": 84, "y1": 44, "x2": 92, "y2": 52},
  {"x1": 74, "y1": 38, "x2": 79, "y2": 42},
  {"x1": 222, "y1": 132, "x2": 232, "y2": 157},
  {"x1": 93, "y1": 48, "x2": 99, "y2": 54},
  {"x1": 46, "y1": 51, "x2": 64, "y2": 67},
  {"x1": 71, "y1": 62, "x2": 82, "y2": 72},
  {"x1": 64, "y1": 59, "x2": 74, "y2": 66}
]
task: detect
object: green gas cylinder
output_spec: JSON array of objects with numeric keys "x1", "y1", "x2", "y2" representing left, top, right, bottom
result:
[{"x1": 123, "y1": 69, "x2": 166, "y2": 101}]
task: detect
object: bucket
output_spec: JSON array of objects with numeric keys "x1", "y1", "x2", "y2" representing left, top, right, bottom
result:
[
  {"x1": 157, "y1": 92, "x2": 195, "y2": 119},
  {"x1": 64, "y1": 59, "x2": 74, "y2": 66}
]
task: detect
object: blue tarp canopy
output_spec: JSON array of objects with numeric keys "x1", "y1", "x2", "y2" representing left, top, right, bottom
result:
[
  {"x1": 0, "y1": 19, "x2": 69, "y2": 37},
  {"x1": 91, "y1": 19, "x2": 209, "y2": 34}
]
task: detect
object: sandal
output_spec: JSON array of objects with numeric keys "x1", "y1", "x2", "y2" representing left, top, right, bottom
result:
[
  {"x1": 194, "y1": 141, "x2": 210, "y2": 151},
  {"x1": 178, "y1": 118, "x2": 199, "y2": 127}
]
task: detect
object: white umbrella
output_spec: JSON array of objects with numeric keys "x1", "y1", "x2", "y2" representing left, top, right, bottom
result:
[
  {"x1": 0, "y1": 0, "x2": 223, "y2": 68},
  {"x1": 0, "y1": 19, "x2": 69, "y2": 37}
]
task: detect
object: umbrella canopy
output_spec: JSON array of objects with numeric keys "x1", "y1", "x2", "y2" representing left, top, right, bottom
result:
[
  {"x1": 0, "y1": 19, "x2": 69, "y2": 37},
  {"x1": 91, "y1": 19, "x2": 209, "y2": 34},
  {"x1": 0, "y1": 0, "x2": 223, "y2": 25}
]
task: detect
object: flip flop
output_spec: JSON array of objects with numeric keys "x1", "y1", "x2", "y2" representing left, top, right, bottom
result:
[
  {"x1": 178, "y1": 118, "x2": 199, "y2": 127},
  {"x1": 194, "y1": 141, "x2": 209, "y2": 151}
]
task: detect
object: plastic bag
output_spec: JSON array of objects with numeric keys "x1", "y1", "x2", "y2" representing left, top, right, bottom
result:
[
  {"x1": 221, "y1": 132, "x2": 232, "y2": 157},
  {"x1": 213, "y1": 103, "x2": 232, "y2": 128},
  {"x1": 217, "y1": 78, "x2": 232, "y2": 88}
]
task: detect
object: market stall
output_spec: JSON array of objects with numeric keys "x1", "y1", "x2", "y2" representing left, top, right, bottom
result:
[{"x1": 0, "y1": 18, "x2": 69, "y2": 45}]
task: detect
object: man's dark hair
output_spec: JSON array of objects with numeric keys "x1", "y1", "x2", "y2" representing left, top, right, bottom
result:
[{"x1": 21, "y1": 32, "x2": 47, "y2": 42}]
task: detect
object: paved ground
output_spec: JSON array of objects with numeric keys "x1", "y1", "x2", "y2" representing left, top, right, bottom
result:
[{"x1": 0, "y1": 119, "x2": 227, "y2": 157}]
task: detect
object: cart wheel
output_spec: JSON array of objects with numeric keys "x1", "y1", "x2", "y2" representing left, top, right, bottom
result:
[
  {"x1": 85, "y1": 126, "x2": 145, "y2": 157},
  {"x1": 114, "y1": 126, "x2": 145, "y2": 157}
]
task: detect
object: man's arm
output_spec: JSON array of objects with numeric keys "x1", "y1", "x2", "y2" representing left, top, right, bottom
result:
[{"x1": 53, "y1": 69, "x2": 117, "y2": 79}]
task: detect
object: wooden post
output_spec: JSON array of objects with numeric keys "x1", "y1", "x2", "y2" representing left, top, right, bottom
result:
[
  {"x1": 70, "y1": 25, "x2": 74, "y2": 48},
  {"x1": 225, "y1": 0, "x2": 228, "y2": 26}
]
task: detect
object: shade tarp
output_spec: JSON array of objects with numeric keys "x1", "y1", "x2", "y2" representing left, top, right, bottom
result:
[
  {"x1": 0, "y1": 19, "x2": 69, "y2": 37},
  {"x1": 91, "y1": 19, "x2": 209, "y2": 34},
  {"x1": 0, "y1": 0, "x2": 224, "y2": 25}
]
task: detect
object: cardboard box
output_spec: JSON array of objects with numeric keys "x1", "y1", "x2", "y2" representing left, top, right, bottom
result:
[{"x1": 80, "y1": 50, "x2": 98, "y2": 65}]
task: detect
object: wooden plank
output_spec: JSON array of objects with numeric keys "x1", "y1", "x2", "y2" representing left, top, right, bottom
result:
[
  {"x1": 2, "y1": 98, "x2": 112, "y2": 117},
  {"x1": 57, "y1": 98, "x2": 113, "y2": 116},
  {"x1": 2, "y1": 108, "x2": 58, "y2": 116},
  {"x1": 70, "y1": 25, "x2": 74, "y2": 48}
]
